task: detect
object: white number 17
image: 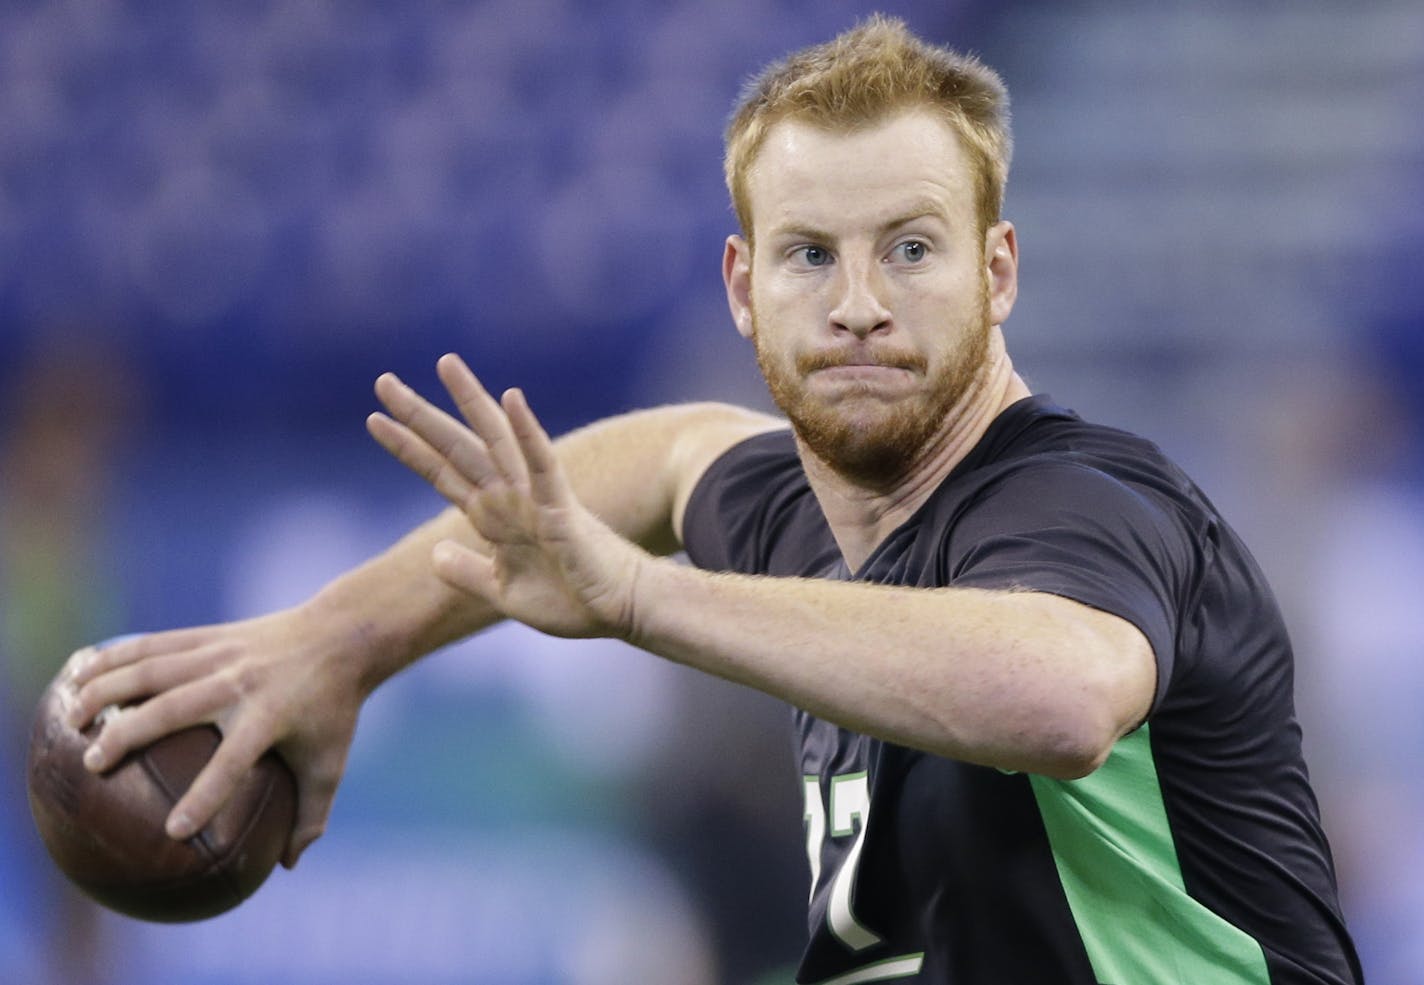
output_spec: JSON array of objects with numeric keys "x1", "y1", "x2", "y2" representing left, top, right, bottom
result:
[{"x1": 803, "y1": 772, "x2": 883, "y2": 952}]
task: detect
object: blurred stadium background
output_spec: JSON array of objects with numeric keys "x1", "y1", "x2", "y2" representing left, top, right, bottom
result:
[{"x1": 1, "y1": 1, "x2": 1420, "y2": 983}]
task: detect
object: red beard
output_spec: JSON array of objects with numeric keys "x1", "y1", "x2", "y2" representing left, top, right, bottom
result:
[{"x1": 752, "y1": 282, "x2": 991, "y2": 489}]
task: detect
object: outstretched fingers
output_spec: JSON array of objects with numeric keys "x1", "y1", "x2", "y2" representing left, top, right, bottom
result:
[
  {"x1": 501, "y1": 387, "x2": 571, "y2": 510},
  {"x1": 366, "y1": 410, "x2": 478, "y2": 509},
  {"x1": 437, "y1": 354, "x2": 530, "y2": 490},
  {"x1": 371, "y1": 360, "x2": 539, "y2": 511},
  {"x1": 371, "y1": 372, "x2": 500, "y2": 498}
]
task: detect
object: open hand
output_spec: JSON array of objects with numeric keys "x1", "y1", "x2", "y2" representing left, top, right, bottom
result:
[{"x1": 369, "y1": 354, "x2": 649, "y2": 641}]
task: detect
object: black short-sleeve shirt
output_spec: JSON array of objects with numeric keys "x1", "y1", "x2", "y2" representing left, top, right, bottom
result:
[{"x1": 682, "y1": 395, "x2": 1361, "y2": 985}]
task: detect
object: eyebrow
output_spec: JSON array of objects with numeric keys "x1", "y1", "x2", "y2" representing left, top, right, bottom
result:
[
  {"x1": 878, "y1": 198, "x2": 954, "y2": 234},
  {"x1": 766, "y1": 198, "x2": 953, "y2": 244}
]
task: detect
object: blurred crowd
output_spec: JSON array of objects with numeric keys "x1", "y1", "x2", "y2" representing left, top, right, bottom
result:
[{"x1": 1, "y1": 2, "x2": 1421, "y2": 983}]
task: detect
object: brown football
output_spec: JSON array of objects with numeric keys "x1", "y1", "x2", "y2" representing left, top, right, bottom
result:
[{"x1": 26, "y1": 667, "x2": 297, "y2": 922}]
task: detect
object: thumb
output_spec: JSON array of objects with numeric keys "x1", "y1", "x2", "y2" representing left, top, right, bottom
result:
[
  {"x1": 282, "y1": 827, "x2": 323, "y2": 870},
  {"x1": 281, "y1": 751, "x2": 344, "y2": 870},
  {"x1": 282, "y1": 798, "x2": 330, "y2": 870},
  {"x1": 432, "y1": 539, "x2": 498, "y2": 599}
]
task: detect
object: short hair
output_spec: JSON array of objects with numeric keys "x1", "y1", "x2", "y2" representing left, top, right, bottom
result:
[{"x1": 724, "y1": 15, "x2": 1012, "y2": 243}]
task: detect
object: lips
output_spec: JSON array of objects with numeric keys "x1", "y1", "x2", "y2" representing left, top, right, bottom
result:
[{"x1": 798, "y1": 349, "x2": 926, "y2": 374}]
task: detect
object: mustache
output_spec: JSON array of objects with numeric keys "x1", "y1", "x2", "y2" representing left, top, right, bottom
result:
[{"x1": 796, "y1": 348, "x2": 929, "y2": 374}]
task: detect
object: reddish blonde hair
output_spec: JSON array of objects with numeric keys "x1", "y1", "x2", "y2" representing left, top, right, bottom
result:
[{"x1": 724, "y1": 15, "x2": 1012, "y2": 243}]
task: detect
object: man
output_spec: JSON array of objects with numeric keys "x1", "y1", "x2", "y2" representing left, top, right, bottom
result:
[{"x1": 68, "y1": 17, "x2": 1361, "y2": 984}]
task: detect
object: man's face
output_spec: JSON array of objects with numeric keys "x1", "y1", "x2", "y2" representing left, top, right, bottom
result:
[{"x1": 724, "y1": 110, "x2": 1008, "y2": 486}]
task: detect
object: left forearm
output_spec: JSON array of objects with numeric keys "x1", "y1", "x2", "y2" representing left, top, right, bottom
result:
[{"x1": 628, "y1": 558, "x2": 1153, "y2": 778}]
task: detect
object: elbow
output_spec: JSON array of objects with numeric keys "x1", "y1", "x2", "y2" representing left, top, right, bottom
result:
[
  {"x1": 1023, "y1": 712, "x2": 1120, "y2": 780},
  {"x1": 1016, "y1": 658, "x2": 1149, "y2": 779},
  {"x1": 1018, "y1": 603, "x2": 1156, "y2": 780},
  {"x1": 943, "y1": 695, "x2": 1132, "y2": 780},
  {"x1": 1038, "y1": 739, "x2": 1115, "y2": 781},
  {"x1": 942, "y1": 674, "x2": 1139, "y2": 779}
]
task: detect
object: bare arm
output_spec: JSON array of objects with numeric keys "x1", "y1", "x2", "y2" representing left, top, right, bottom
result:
[
  {"x1": 393, "y1": 368, "x2": 1155, "y2": 782},
  {"x1": 625, "y1": 566, "x2": 1154, "y2": 779},
  {"x1": 323, "y1": 364, "x2": 784, "y2": 689},
  {"x1": 67, "y1": 354, "x2": 782, "y2": 863}
]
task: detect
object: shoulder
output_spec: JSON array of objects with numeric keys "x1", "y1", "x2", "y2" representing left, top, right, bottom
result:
[
  {"x1": 680, "y1": 426, "x2": 838, "y2": 576},
  {"x1": 967, "y1": 456, "x2": 1177, "y2": 530},
  {"x1": 676, "y1": 418, "x2": 799, "y2": 531},
  {"x1": 939, "y1": 453, "x2": 1196, "y2": 579},
  {"x1": 660, "y1": 403, "x2": 787, "y2": 540},
  {"x1": 954, "y1": 402, "x2": 1213, "y2": 545}
]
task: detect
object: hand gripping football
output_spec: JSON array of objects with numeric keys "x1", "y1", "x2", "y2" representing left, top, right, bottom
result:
[{"x1": 26, "y1": 666, "x2": 297, "y2": 922}]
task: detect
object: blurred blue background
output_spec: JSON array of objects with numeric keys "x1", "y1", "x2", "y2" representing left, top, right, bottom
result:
[{"x1": 1, "y1": 1, "x2": 1421, "y2": 983}]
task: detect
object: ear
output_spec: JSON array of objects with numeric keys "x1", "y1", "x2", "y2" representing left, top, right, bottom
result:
[
  {"x1": 984, "y1": 220, "x2": 1018, "y2": 327},
  {"x1": 722, "y1": 235, "x2": 755, "y2": 340}
]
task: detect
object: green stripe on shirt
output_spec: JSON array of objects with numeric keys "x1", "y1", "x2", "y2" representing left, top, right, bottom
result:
[{"x1": 1029, "y1": 725, "x2": 1270, "y2": 984}]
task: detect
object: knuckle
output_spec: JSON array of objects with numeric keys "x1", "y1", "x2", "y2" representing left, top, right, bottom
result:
[
  {"x1": 89, "y1": 711, "x2": 133, "y2": 765},
  {"x1": 67, "y1": 683, "x2": 97, "y2": 722},
  {"x1": 212, "y1": 668, "x2": 243, "y2": 705},
  {"x1": 233, "y1": 661, "x2": 264, "y2": 699},
  {"x1": 424, "y1": 459, "x2": 450, "y2": 488},
  {"x1": 68, "y1": 645, "x2": 100, "y2": 676},
  {"x1": 213, "y1": 657, "x2": 260, "y2": 703},
  {"x1": 73, "y1": 649, "x2": 110, "y2": 686},
  {"x1": 131, "y1": 660, "x2": 163, "y2": 696}
]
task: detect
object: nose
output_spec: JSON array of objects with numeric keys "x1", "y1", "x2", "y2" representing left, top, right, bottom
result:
[{"x1": 828, "y1": 258, "x2": 891, "y2": 338}]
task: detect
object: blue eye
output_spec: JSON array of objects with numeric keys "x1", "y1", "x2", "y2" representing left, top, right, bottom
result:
[
  {"x1": 796, "y1": 246, "x2": 832, "y2": 267},
  {"x1": 892, "y1": 240, "x2": 928, "y2": 263}
]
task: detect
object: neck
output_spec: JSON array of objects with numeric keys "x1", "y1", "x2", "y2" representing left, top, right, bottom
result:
[{"x1": 799, "y1": 330, "x2": 1030, "y2": 571}]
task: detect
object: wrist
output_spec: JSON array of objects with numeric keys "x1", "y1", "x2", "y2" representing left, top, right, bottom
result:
[
  {"x1": 621, "y1": 552, "x2": 693, "y2": 653},
  {"x1": 300, "y1": 578, "x2": 425, "y2": 699}
]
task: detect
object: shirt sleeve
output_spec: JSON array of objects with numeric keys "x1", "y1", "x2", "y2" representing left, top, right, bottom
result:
[
  {"x1": 682, "y1": 428, "x2": 845, "y2": 579},
  {"x1": 681, "y1": 428, "x2": 818, "y2": 576},
  {"x1": 945, "y1": 459, "x2": 1194, "y2": 715}
]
